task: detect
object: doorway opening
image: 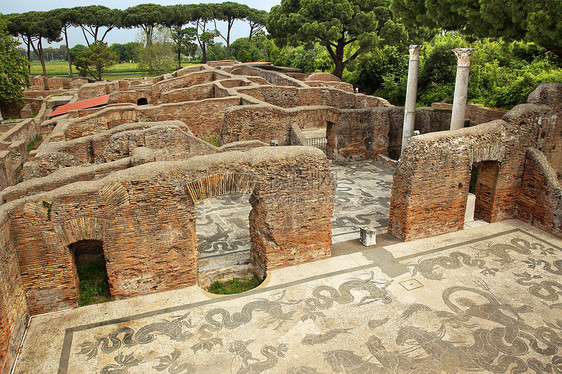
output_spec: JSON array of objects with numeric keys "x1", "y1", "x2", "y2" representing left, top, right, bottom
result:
[
  {"x1": 473, "y1": 160, "x2": 500, "y2": 222},
  {"x1": 195, "y1": 193, "x2": 260, "y2": 291},
  {"x1": 137, "y1": 97, "x2": 148, "y2": 105},
  {"x1": 68, "y1": 239, "x2": 112, "y2": 306}
]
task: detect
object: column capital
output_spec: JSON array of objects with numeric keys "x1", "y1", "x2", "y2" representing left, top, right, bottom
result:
[
  {"x1": 453, "y1": 48, "x2": 477, "y2": 67},
  {"x1": 409, "y1": 45, "x2": 421, "y2": 60}
]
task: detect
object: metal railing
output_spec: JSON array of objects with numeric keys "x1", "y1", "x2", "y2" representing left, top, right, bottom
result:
[{"x1": 307, "y1": 137, "x2": 327, "y2": 153}]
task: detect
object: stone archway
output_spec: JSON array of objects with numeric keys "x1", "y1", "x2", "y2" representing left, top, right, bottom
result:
[
  {"x1": 186, "y1": 173, "x2": 260, "y2": 286},
  {"x1": 54, "y1": 217, "x2": 110, "y2": 305},
  {"x1": 68, "y1": 239, "x2": 111, "y2": 305}
]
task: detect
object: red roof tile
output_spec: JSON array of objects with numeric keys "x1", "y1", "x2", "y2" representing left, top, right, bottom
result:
[{"x1": 49, "y1": 95, "x2": 110, "y2": 117}]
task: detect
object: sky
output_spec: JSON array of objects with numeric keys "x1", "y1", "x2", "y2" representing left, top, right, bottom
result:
[{"x1": 2, "y1": 0, "x2": 282, "y2": 48}]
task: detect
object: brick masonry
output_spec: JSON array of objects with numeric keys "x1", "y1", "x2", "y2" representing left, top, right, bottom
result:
[
  {"x1": 389, "y1": 84, "x2": 562, "y2": 241},
  {"x1": 3, "y1": 147, "x2": 333, "y2": 316}
]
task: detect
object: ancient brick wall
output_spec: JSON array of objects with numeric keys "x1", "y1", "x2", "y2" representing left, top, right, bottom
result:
[
  {"x1": 431, "y1": 102, "x2": 507, "y2": 124},
  {"x1": 330, "y1": 108, "x2": 391, "y2": 161},
  {"x1": 24, "y1": 121, "x2": 218, "y2": 179},
  {"x1": 160, "y1": 82, "x2": 216, "y2": 103},
  {"x1": 4, "y1": 147, "x2": 333, "y2": 315},
  {"x1": 231, "y1": 65, "x2": 305, "y2": 87},
  {"x1": 387, "y1": 107, "x2": 452, "y2": 159},
  {"x1": 0, "y1": 214, "x2": 29, "y2": 374},
  {"x1": 222, "y1": 104, "x2": 392, "y2": 161},
  {"x1": 77, "y1": 81, "x2": 129, "y2": 100},
  {"x1": 237, "y1": 86, "x2": 386, "y2": 110},
  {"x1": 528, "y1": 83, "x2": 562, "y2": 179},
  {"x1": 151, "y1": 70, "x2": 215, "y2": 98},
  {"x1": 389, "y1": 84, "x2": 560, "y2": 241},
  {"x1": 62, "y1": 97, "x2": 241, "y2": 140},
  {"x1": 3, "y1": 159, "x2": 130, "y2": 203},
  {"x1": 517, "y1": 148, "x2": 562, "y2": 237}
]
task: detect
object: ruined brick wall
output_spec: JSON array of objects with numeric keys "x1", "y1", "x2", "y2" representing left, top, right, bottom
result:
[
  {"x1": 62, "y1": 97, "x2": 241, "y2": 140},
  {"x1": 221, "y1": 105, "x2": 341, "y2": 146},
  {"x1": 77, "y1": 81, "x2": 130, "y2": 100},
  {"x1": 5, "y1": 147, "x2": 333, "y2": 314},
  {"x1": 237, "y1": 86, "x2": 385, "y2": 109},
  {"x1": 231, "y1": 65, "x2": 305, "y2": 87},
  {"x1": 431, "y1": 102, "x2": 507, "y2": 124},
  {"x1": 387, "y1": 107, "x2": 452, "y2": 159},
  {"x1": 0, "y1": 214, "x2": 29, "y2": 374},
  {"x1": 161, "y1": 82, "x2": 216, "y2": 103},
  {"x1": 528, "y1": 83, "x2": 562, "y2": 179},
  {"x1": 222, "y1": 104, "x2": 392, "y2": 161},
  {"x1": 221, "y1": 105, "x2": 298, "y2": 146},
  {"x1": 389, "y1": 83, "x2": 560, "y2": 241},
  {"x1": 151, "y1": 70, "x2": 215, "y2": 98},
  {"x1": 3, "y1": 160, "x2": 130, "y2": 203},
  {"x1": 24, "y1": 121, "x2": 218, "y2": 179},
  {"x1": 517, "y1": 148, "x2": 562, "y2": 237},
  {"x1": 332, "y1": 108, "x2": 391, "y2": 161}
]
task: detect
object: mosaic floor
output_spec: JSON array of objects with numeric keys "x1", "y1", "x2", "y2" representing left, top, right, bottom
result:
[
  {"x1": 195, "y1": 160, "x2": 394, "y2": 262},
  {"x1": 14, "y1": 220, "x2": 562, "y2": 373}
]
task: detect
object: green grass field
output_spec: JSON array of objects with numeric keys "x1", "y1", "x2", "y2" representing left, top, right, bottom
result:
[
  {"x1": 30, "y1": 60, "x2": 146, "y2": 80},
  {"x1": 29, "y1": 60, "x2": 199, "y2": 80}
]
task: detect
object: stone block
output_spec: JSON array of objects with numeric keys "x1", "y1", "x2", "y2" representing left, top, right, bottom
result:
[{"x1": 360, "y1": 227, "x2": 376, "y2": 246}]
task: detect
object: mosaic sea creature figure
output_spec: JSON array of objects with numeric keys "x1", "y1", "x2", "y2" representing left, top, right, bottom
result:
[
  {"x1": 301, "y1": 328, "x2": 352, "y2": 345},
  {"x1": 135, "y1": 313, "x2": 193, "y2": 344},
  {"x1": 199, "y1": 298, "x2": 297, "y2": 335},
  {"x1": 101, "y1": 353, "x2": 142, "y2": 374},
  {"x1": 77, "y1": 327, "x2": 136, "y2": 359},
  {"x1": 324, "y1": 350, "x2": 387, "y2": 374},
  {"x1": 306, "y1": 273, "x2": 392, "y2": 310},
  {"x1": 232, "y1": 344, "x2": 288, "y2": 374},
  {"x1": 154, "y1": 349, "x2": 195, "y2": 373}
]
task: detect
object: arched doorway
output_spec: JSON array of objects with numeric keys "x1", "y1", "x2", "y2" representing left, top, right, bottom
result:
[
  {"x1": 185, "y1": 173, "x2": 261, "y2": 289},
  {"x1": 68, "y1": 239, "x2": 111, "y2": 306},
  {"x1": 137, "y1": 97, "x2": 148, "y2": 105}
]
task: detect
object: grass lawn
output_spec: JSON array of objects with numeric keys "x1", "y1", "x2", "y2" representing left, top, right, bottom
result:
[
  {"x1": 208, "y1": 275, "x2": 263, "y2": 295},
  {"x1": 76, "y1": 257, "x2": 112, "y2": 306},
  {"x1": 29, "y1": 60, "x2": 201, "y2": 81}
]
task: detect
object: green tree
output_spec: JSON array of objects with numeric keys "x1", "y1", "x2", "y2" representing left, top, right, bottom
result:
[
  {"x1": 122, "y1": 4, "x2": 165, "y2": 47},
  {"x1": 75, "y1": 40, "x2": 118, "y2": 80},
  {"x1": 231, "y1": 33, "x2": 280, "y2": 63},
  {"x1": 69, "y1": 44, "x2": 89, "y2": 63},
  {"x1": 0, "y1": 15, "x2": 29, "y2": 119},
  {"x1": 391, "y1": 0, "x2": 562, "y2": 58},
  {"x1": 268, "y1": 0, "x2": 407, "y2": 79},
  {"x1": 247, "y1": 9, "x2": 268, "y2": 42},
  {"x1": 171, "y1": 26, "x2": 197, "y2": 68},
  {"x1": 70, "y1": 6, "x2": 121, "y2": 46},
  {"x1": 136, "y1": 27, "x2": 175, "y2": 75},
  {"x1": 53, "y1": 8, "x2": 75, "y2": 77},
  {"x1": 7, "y1": 11, "x2": 62, "y2": 77},
  {"x1": 212, "y1": 2, "x2": 251, "y2": 60},
  {"x1": 192, "y1": 4, "x2": 219, "y2": 63},
  {"x1": 111, "y1": 42, "x2": 140, "y2": 63},
  {"x1": 206, "y1": 42, "x2": 227, "y2": 61}
]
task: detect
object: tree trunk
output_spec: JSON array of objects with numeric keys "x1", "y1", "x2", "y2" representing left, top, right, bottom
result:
[
  {"x1": 178, "y1": 48, "x2": 182, "y2": 69},
  {"x1": 332, "y1": 40, "x2": 345, "y2": 79},
  {"x1": 202, "y1": 44, "x2": 207, "y2": 63},
  {"x1": 0, "y1": 107, "x2": 3, "y2": 121},
  {"x1": 26, "y1": 38, "x2": 31, "y2": 75},
  {"x1": 37, "y1": 39, "x2": 47, "y2": 77},
  {"x1": 64, "y1": 27, "x2": 73, "y2": 78}
]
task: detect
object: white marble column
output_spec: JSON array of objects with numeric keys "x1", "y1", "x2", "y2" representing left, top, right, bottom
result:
[
  {"x1": 450, "y1": 48, "x2": 477, "y2": 130},
  {"x1": 401, "y1": 45, "x2": 421, "y2": 154}
]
